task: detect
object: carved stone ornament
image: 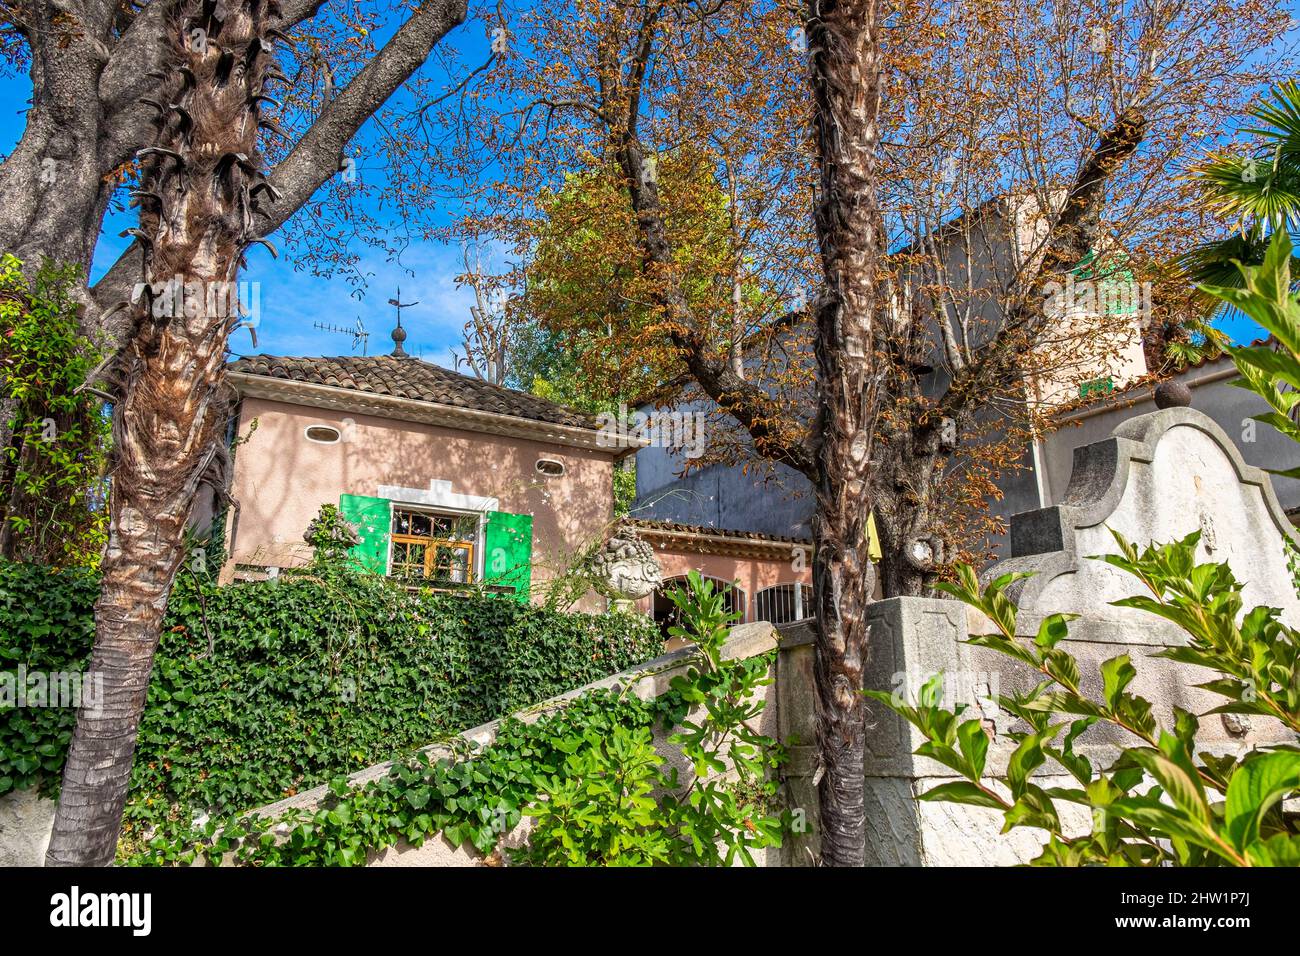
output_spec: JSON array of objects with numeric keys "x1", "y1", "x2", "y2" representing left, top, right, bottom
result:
[{"x1": 591, "y1": 528, "x2": 663, "y2": 604}]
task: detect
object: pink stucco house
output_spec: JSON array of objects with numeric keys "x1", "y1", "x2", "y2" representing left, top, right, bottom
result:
[
  {"x1": 621, "y1": 519, "x2": 813, "y2": 628},
  {"x1": 220, "y1": 345, "x2": 813, "y2": 622}
]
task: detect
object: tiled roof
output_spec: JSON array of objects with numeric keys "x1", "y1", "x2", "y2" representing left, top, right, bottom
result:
[
  {"x1": 1063, "y1": 337, "x2": 1269, "y2": 415},
  {"x1": 1176, "y1": 337, "x2": 1268, "y2": 374},
  {"x1": 228, "y1": 354, "x2": 598, "y2": 429}
]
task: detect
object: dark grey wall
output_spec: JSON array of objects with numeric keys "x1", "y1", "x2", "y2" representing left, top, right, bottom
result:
[
  {"x1": 633, "y1": 356, "x2": 1300, "y2": 568},
  {"x1": 1042, "y1": 358, "x2": 1300, "y2": 514},
  {"x1": 633, "y1": 459, "x2": 814, "y2": 539}
]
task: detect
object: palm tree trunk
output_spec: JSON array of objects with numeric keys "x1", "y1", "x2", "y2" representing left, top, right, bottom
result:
[
  {"x1": 45, "y1": 0, "x2": 274, "y2": 866},
  {"x1": 805, "y1": 0, "x2": 886, "y2": 867}
]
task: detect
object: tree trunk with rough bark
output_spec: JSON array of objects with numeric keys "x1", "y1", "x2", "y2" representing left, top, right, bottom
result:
[
  {"x1": 0, "y1": 2, "x2": 119, "y2": 478},
  {"x1": 0, "y1": 5, "x2": 116, "y2": 278},
  {"x1": 0, "y1": 0, "x2": 467, "y2": 525},
  {"x1": 45, "y1": 0, "x2": 275, "y2": 866},
  {"x1": 870, "y1": 400, "x2": 961, "y2": 599},
  {"x1": 592, "y1": 0, "x2": 888, "y2": 865},
  {"x1": 805, "y1": 0, "x2": 886, "y2": 867},
  {"x1": 868, "y1": 107, "x2": 1149, "y2": 601}
]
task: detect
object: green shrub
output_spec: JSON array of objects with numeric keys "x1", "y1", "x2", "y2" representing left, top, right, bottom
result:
[
  {"x1": 131, "y1": 571, "x2": 786, "y2": 867},
  {"x1": 0, "y1": 254, "x2": 110, "y2": 567},
  {"x1": 869, "y1": 530, "x2": 1300, "y2": 866},
  {"x1": 518, "y1": 571, "x2": 786, "y2": 866},
  {"x1": 0, "y1": 561, "x2": 662, "y2": 830},
  {"x1": 1201, "y1": 229, "x2": 1300, "y2": 478},
  {"x1": 0, "y1": 562, "x2": 99, "y2": 795},
  {"x1": 138, "y1": 690, "x2": 660, "y2": 866},
  {"x1": 866, "y1": 230, "x2": 1300, "y2": 867}
]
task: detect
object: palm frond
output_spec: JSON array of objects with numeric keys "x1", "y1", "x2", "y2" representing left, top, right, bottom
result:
[
  {"x1": 1176, "y1": 231, "x2": 1300, "y2": 318},
  {"x1": 1178, "y1": 232, "x2": 1269, "y2": 286},
  {"x1": 1243, "y1": 80, "x2": 1300, "y2": 157},
  {"x1": 1195, "y1": 153, "x2": 1300, "y2": 227}
]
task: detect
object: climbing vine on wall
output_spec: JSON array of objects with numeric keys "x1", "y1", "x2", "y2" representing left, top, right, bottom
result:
[
  {"x1": 0, "y1": 561, "x2": 662, "y2": 828},
  {"x1": 128, "y1": 573, "x2": 788, "y2": 867}
]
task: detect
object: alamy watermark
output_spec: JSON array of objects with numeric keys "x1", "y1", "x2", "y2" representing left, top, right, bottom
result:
[
  {"x1": 1, "y1": 665, "x2": 103, "y2": 717},
  {"x1": 1042, "y1": 273, "x2": 1152, "y2": 320},
  {"x1": 131, "y1": 274, "x2": 261, "y2": 330},
  {"x1": 889, "y1": 668, "x2": 1001, "y2": 717},
  {"x1": 596, "y1": 403, "x2": 706, "y2": 459},
  {"x1": 50, "y1": 886, "x2": 151, "y2": 936}
]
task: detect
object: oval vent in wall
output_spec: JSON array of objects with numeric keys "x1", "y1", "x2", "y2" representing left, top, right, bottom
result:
[
  {"x1": 304, "y1": 425, "x2": 342, "y2": 444},
  {"x1": 535, "y1": 458, "x2": 566, "y2": 478}
]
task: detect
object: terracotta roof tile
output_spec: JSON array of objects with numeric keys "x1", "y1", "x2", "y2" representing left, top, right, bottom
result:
[
  {"x1": 228, "y1": 354, "x2": 598, "y2": 429},
  {"x1": 623, "y1": 517, "x2": 811, "y2": 546}
]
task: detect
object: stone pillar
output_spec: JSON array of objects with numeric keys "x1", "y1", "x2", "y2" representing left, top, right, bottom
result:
[
  {"x1": 775, "y1": 620, "x2": 819, "y2": 865},
  {"x1": 0, "y1": 788, "x2": 56, "y2": 866},
  {"x1": 856, "y1": 409, "x2": 1300, "y2": 866},
  {"x1": 859, "y1": 597, "x2": 1065, "y2": 865}
]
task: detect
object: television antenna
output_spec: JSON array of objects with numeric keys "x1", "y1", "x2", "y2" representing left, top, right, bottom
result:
[{"x1": 313, "y1": 317, "x2": 370, "y2": 355}]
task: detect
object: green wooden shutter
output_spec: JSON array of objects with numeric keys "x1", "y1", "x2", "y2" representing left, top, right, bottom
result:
[
  {"x1": 483, "y1": 510, "x2": 533, "y2": 601},
  {"x1": 339, "y1": 494, "x2": 390, "y2": 574}
]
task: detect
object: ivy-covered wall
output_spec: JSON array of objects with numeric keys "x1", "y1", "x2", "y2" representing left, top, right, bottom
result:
[{"x1": 0, "y1": 561, "x2": 662, "y2": 831}]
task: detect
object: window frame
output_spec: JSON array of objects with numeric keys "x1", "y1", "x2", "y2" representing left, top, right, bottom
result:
[
  {"x1": 535, "y1": 457, "x2": 566, "y2": 478},
  {"x1": 1078, "y1": 376, "x2": 1115, "y2": 400},
  {"x1": 303, "y1": 424, "x2": 342, "y2": 445},
  {"x1": 652, "y1": 573, "x2": 748, "y2": 635},
  {"x1": 388, "y1": 504, "x2": 484, "y2": 585}
]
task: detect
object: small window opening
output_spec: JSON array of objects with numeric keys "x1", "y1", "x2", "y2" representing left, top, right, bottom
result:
[{"x1": 305, "y1": 425, "x2": 342, "y2": 444}]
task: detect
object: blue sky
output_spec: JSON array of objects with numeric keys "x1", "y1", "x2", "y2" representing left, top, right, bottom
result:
[{"x1": 0, "y1": 8, "x2": 1288, "y2": 363}]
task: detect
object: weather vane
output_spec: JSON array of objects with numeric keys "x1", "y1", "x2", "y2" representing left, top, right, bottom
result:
[{"x1": 387, "y1": 286, "x2": 419, "y2": 357}]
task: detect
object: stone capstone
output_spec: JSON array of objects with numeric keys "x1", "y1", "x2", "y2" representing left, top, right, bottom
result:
[{"x1": 1154, "y1": 380, "x2": 1193, "y2": 409}]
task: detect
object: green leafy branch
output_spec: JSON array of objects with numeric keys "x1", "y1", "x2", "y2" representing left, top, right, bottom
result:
[{"x1": 869, "y1": 530, "x2": 1300, "y2": 866}]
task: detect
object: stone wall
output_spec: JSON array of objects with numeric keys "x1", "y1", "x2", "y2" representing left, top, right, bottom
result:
[
  {"x1": 0, "y1": 787, "x2": 55, "y2": 867},
  {"x1": 862, "y1": 407, "x2": 1300, "y2": 865}
]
